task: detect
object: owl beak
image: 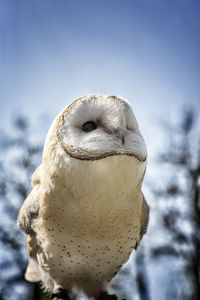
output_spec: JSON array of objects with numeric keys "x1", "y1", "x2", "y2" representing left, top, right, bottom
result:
[{"x1": 116, "y1": 130, "x2": 125, "y2": 145}]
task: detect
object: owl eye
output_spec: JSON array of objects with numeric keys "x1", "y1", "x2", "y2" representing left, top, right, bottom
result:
[{"x1": 82, "y1": 121, "x2": 97, "y2": 132}]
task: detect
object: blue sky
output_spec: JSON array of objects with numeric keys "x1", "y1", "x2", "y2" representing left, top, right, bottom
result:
[{"x1": 1, "y1": 0, "x2": 199, "y2": 126}]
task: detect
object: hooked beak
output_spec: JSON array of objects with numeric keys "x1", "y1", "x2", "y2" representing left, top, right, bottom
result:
[{"x1": 116, "y1": 129, "x2": 125, "y2": 145}]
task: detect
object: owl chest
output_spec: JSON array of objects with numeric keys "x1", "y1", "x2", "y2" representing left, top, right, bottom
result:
[
  {"x1": 42, "y1": 186, "x2": 141, "y2": 240},
  {"x1": 38, "y1": 189, "x2": 141, "y2": 285}
]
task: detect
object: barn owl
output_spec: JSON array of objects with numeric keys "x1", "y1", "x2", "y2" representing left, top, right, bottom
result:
[{"x1": 17, "y1": 95, "x2": 149, "y2": 300}]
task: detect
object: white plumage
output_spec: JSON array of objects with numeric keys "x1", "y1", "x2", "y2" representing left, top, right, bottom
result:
[{"x1": 18, "y1": 95, "x2": 149, "y2": 300}]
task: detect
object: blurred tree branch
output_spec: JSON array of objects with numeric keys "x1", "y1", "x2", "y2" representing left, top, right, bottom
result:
[
  {"x1": 151, "y1": 108, "x2": 200, "y2": 300},
  {"x1": 0, "y1": 116, "x2": 47, "y2": 300},
  {"x1": 135, "y1": 245, "x2": 151, "y2": 300}
]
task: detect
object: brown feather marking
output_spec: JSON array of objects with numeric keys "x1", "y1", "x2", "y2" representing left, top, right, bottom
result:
[
  {"x1": 18, "y1": 207, "x2": 26, "y2": 220},
  {"x1": 27, "y1": 235, "x2": 38, "y2": 257},
  {"x1": 31, "y1": 165, "x2": 41, "y2": 187},
  {"x1": 27, "y1": 235, "x2": 33, "y2": 256}
]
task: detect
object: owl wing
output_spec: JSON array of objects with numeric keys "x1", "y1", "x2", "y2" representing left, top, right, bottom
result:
[
  {"x1": 17, "y1": 165, "x2": 41, "y2": 235},
  {"x1": 140, "y1": 195, "x2": 149, "y2": 238},
  {"x1": 18, "y1": 166, "x2": 42, "y2": 282},
  {"x1": 135, "y1": 194, "x2": 149, "y2": 249}
]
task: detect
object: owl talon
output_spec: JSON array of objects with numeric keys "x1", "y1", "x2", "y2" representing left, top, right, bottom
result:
[
  {"x1": 50, "y1": 288, "x2": 71, "y2": 300},
  {"x1": 97, "y1": 291, "x2": 118, "y2": 300}
]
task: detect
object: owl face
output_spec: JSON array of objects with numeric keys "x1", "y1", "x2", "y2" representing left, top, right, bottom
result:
[{"x1": 57, "y1": 95, "x2": 147, "y2": 162}]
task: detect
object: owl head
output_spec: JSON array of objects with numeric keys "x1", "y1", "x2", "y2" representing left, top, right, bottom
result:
[
  {"x1": 42, "y1": 95, "x2": 147, "y2": 190},
  {"x1": 49, "y1": 95, "x2": 147, "y2": 162}
]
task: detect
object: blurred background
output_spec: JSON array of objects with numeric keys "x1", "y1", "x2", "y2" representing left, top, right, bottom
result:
[{"x1": 0, "y1": 0, "x2": 199, "y2": 299}]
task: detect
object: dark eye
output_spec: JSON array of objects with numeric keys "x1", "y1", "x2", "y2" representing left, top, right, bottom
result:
[{"x1": 82, "y1": 121, "x2": 97, "y2": 132}]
